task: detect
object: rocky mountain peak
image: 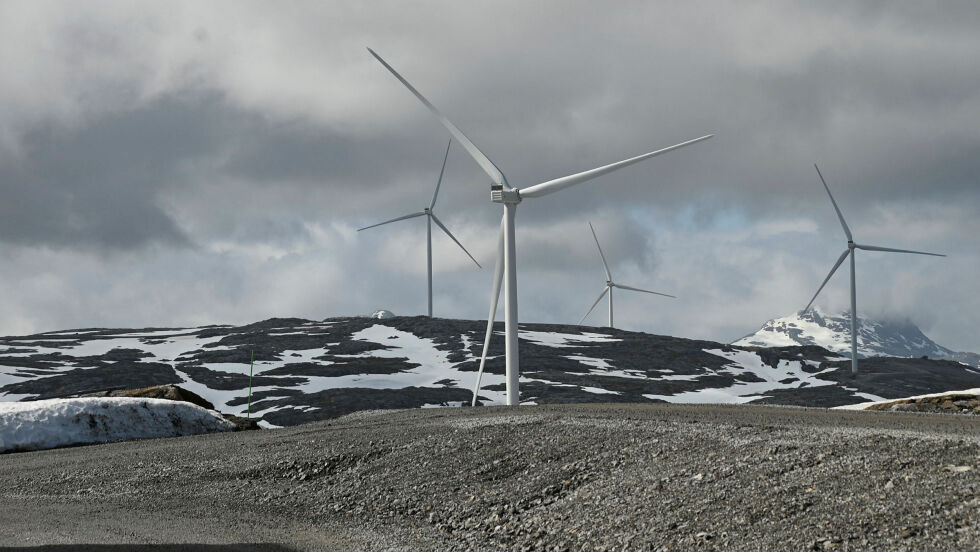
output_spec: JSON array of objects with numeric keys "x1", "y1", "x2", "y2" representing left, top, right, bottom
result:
[{"x1": 736, "y1": 309, "x2": 956, "y2": 360}]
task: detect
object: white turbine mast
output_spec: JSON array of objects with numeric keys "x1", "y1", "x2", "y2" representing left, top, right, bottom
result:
[
  {"x1": 803, "y1": 164, "x2": 945, "y2": 376},
  {"x1": 357, "y1": 140, "x2": 481, "y2": 318},
  {"x1": 579, "y1": 222, "x2": 675, "y2": 329},
  {"x1": 367, "y1": 48, "x2": 712, "y2": 406}
]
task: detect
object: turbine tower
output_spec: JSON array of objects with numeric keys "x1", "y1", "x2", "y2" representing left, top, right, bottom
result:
[
  {"x1": 358, "y1": 140, "x2": 481, "y2": 317},
  {"x1": 368, "y1": 48, "x2": 712, "y2": 406},
  {"x1": 579, "y1": 222, "x2": 675, "y2": 328},
  {"x1": 803, "y1": 164, "x2": 945, "y2": 376}
]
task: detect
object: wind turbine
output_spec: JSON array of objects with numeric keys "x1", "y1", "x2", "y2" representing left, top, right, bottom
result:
[
  {"x1": 367, "y1": 48, "x2": 712, "y2": 406},
  {"x1": 803, "y1": 164, "x2": 945, "y2": 376},
  {"x1": 579, "y1": 222, "x2": 675, "y2": 328},
  {"x1": 357, "y1": 140, "x2": 481, "y2": 318}
]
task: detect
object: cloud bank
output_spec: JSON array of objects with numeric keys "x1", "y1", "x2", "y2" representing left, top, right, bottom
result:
[{"x1": 0, "y1": 1, "x2": 976, "y2": 352}]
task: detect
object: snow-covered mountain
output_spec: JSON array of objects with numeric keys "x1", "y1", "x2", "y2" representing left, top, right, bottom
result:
[
  {"x1": 2, "y1": 316, "x2": 978, "y2": 427},
  {"x1": 734, "y1": 309, "x2": 957, "y2": 359}
]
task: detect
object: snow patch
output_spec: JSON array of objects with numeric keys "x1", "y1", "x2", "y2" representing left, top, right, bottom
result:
[
  {"x1": 0, "y1": 397, "x2": 234, "y2": 453},
  {"x1": 566, "y1": 355, "x2": 613, "y2": 370},
  {"x1": 643, "y1": 348, "x2": 836, "y2": 404},
  {"x1": 580, "y1": 386, "x2": 620, "y2": 395},
  {"x1": 519, "y1": 330, "x2": 620, "y2": 347}
]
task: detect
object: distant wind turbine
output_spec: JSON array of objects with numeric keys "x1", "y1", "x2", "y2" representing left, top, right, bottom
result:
[
  {"x1": 366, "y1": 47, "x2": 712, "y2": 406},
  {"x1": 803, "y1": 164, "x2": 945, "y2": 376},
  {"x1": 358, "y1": 140, "x2": 481, "y2": 318},
  {"x1": 579, "y1": 222, "x2": 674, "y2": 328}
]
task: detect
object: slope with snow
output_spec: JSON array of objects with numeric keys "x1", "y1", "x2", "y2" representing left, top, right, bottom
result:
[{"x1": 2, "y1": 315, "x2": 978, "y2": 426}]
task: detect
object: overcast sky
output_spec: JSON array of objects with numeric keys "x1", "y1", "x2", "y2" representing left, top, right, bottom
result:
[{"x1": 1, "y1": 1, "x2": 977, "y2": 352}]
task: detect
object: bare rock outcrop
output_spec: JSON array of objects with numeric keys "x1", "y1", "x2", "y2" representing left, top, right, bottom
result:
[{"x1": 867, "y1": 392, "x2": 980, "y2": 415}]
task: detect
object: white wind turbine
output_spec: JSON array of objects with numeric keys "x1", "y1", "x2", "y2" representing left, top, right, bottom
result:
[
  {"x1": 803, "y1": 164, "x2": 945, "y2": 376},
  {"x1": 367, "y1": 48, "x2": 712, "y2": 406},
  {"x1": 579, "y1": 222, "x2": 675, "y2": 328},
  {"x1": 358, "y1": 140, "x2": 481, "y2": 318}
]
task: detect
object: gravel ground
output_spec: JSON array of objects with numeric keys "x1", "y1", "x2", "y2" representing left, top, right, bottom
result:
[{"x1": 1, "y1": 403, "x2": 977, "y2": 551}]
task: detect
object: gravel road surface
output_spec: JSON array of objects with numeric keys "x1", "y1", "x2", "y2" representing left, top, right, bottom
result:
[{"x1": 1, "y1": 404, "x2": 977, "y2": 551}]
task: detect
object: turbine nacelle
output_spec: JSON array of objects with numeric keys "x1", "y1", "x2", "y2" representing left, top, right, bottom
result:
[{"x1": 491, "y1": 186, "x2": 522, "y2": 205}]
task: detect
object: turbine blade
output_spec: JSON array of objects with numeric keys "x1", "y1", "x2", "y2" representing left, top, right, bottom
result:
[
  {"x1": 368, "y1": 48, "x2": 510, "y2": 189},
  {"x1": 854, "y1": 243, "x2": 946, "y2": 257},
  {"x1": 472, "y1": 215, "x2": 506, "y2": 406},
  {"x1": 612, "y1": 283, "x2": 676, "y2": 298},
  {"x1": 518, "y1": 135, "x2": 713, "y2": 199},
  {"x1": 357, "y1": 211, "x2": 426, "y2": 232},
  {"x1": 803, "y1": 249, "x2": 850, "y2": 312},
  {"x1": 430, "y1": 140, "x2": 452, "y2": 210},
  {"x1": 430, "y1": 213, "x2": 482, "y2": 268},
  {"x1": 588, "y1": 222, "x2": 612, "y2": 280},
  {"x1": 814, "y1": 164, "x2": 853, "y2": 241},
  {"x1": 578, "y1": 287, "x2": 610, "y2": 325}
]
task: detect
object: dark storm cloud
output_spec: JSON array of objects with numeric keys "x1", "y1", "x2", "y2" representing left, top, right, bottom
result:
[
  {"x1": 0, "y1": 98, "x2": 220, "y2": 249},
  {"x1": 5, "y1": 1, "x2": 979, "y2": 249},
  {"x1": 222, "y1": 122, "x2": 448, "y2": 188},
  {"x1": 0, "y1": 93, "x2": 480, "y2": 250},
  {"x1": 830, "y1": 0, "x2": 980, "y2": 34}
]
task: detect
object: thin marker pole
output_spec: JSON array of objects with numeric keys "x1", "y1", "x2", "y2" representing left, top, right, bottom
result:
[{"x1": 247, "y1": 350, "x2": 255, "y2": 418}]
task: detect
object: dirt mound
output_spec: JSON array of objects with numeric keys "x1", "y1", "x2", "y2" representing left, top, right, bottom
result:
[
  {"x1": 867, "y1": 392, "x2": 980, "y2": 415},
  {"x1": 83, "y1": 384, "x2": 259, "y2": 430}
]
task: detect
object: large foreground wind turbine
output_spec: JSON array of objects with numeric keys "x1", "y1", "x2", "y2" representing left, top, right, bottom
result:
[
  {"x1": 358, "y1": 140, "x2": 481, "y2": 317},
  {"x1": 803, "y1": 164, "x2": 945, "y2": 376},
  {"x1": 579, "y1": 222, "x2": 675, "y2": 328},
  {"x1": 368, "y1": 48, "x2": 712, "y2": 406}
]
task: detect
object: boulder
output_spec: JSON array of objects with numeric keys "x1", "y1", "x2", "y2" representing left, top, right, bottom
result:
[
  {"x1": 82, "y1": 384, "x2": 261, "y2": 430},
  {"x1": 83, "y1": 384, "x2": 215, "y2": 412}
]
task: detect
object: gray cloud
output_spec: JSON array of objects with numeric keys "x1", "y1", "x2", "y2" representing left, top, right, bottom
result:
[
  {"x1": 0, "y1": 100, "x2": 208, "y2": 249},
  {"x1": 0, "y1": 1, "x2": 977, "y2": 352}
]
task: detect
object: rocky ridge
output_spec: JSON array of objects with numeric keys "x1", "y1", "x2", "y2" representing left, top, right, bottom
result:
[{"x1": 2, "y1": 316, "x2": 979, "y2": 426}]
